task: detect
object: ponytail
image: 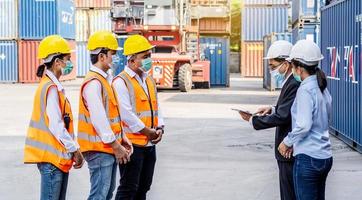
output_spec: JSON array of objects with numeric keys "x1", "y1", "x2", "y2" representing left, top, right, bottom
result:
[
  {"x1": 36, "y1": 64, "x2": 46, "y2": 78},
  {"x1": 316, "y1": 67, "x2": 327, "y2": 93},
  {"x1": 36, "y1": 54, "x2": 66, "y2": 78}
]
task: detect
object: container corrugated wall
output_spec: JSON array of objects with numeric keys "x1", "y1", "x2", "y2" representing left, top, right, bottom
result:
[
  {"x1": 19, "y1": 0, "x2": 75, "y2": 39},
  {"x1": 292, "y1": 0, "x2": 320, "y2": 24},
  {"x1": 89, "y1": 10, "x2": 112, "y2": 36},
  {"x1": 76, "y1": 42, "x2": 91, "y2": 77},
  {"x1": 0, "y1": 0, "x2": 17, "y2": 39},
  {"x1": 241, "y1": 42, "x2": 264, "y2": 77},
  {"x1": 19, "y1": 40, "x2": 77, "y2": 83},
  {"x1": 75, "y1": 0, "x2": 111, "y2": 8},
  {"x1": 191, "y1": 18, "x2": 230, "y2": 34},
  {"x1": 242, "y1": 6, "x2": 289, "y2": 41},
  {"x1": 200, "y1": 37, "x2": 230, "y2": 87},
  {"x1": 321, "y1": 0, "x2": 362, "y2": 151},
  {"x1": 0, "y1": 41, "x2": 18, "y2": 82},
  {"x1": 244, "y1": 0, "x2": 289, "y2": 5},
  {"x1": 76, "y1": 10, "x2": 89, "y2": 42},
  {"x1": 263, "y1": 32, "x2": 292, "y2": 90},
  {"x1": 114, "y1": 36, "x2": 128, "y2": 76},
  {"x1": 292, "y1": 24, "x2": 320, "y2": 45}
]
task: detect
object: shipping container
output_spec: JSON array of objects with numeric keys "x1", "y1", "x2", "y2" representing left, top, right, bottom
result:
[
  {"x1": 19, "y1": 40, "x2": 77, "y2": 83},
  {"x1": 191, "y1": 18, "x2": 231, "y2": 35},
  {"x1": 144, "y1": 7, "x2": 178, "y2": 26},
  {"x1": 190, "y1": 6, "x2": 229, "y2": 18},
  {"x1": 19, "y1": 0, "x2": 76, "y2": 40},
  {"x1": 240, "y1": 41, "x2": 264, "y2": 77},
  {"x1": 0, "y1": 41, "x2": 18, "y2": 82},
  {"x1": 292, "y1": 0, "x2": 320, "y2": 24},
  {"x1": 200, "y1": 37, "x2": 230, "y2": 87},
  {"x1": 0, "y1": 0, "x2": 18, "y2": 39},
  {"x1": 75, "y1": 0, "x2": 111, "y2": 9},
  {"x1": 89, "y1": 10, "x2": 112, "y2": 36},
  {"x1": 263, "y1": 32, "x2": 292, "y2": 91},
  {"x1": 292, "y1": 23, "x2": 320, "y2": 45},
  {"x1": 113, "y1": 36, "x2": 128, "y2": 76},
  {"x1": 321, "y1": 0, "x2": 362, "y2": 152},
  {"x1": 242, "y1": 6, "x2": 289, "y2": 41},
  {"x1": 76, "y1": 42, "x2": 91, "y2": 77},
  {"x1": 244, "y1": 0, "x2": 289, "y2": 5},
  {"x1": 191, "y1": 0, "x2": 229, "y2": 6},
  {"x1": 76, "y1": 10, "x2": 89, "y2": 41}
]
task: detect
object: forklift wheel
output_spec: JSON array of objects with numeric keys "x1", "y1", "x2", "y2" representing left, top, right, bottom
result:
[{"x1": 178, "y1": 63, "x2": 192, "y2": 92}]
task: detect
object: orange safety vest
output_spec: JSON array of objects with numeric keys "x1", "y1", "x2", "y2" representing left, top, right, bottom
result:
[
  {"x1": 24, "y1": 76, "x2": 74, "y2": 173},
  {"x1": 114, "y1": 71, "x2": 159, "y2": 146},
  {"x1": 78, "y1": 70, "x2": 123, "y2": 154}
]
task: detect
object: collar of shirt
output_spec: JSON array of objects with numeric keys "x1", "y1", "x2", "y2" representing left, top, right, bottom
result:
[
  {"x1": 90, "y1": 66, "x2": 109, "y2": 79},
  {"x1": 282, "y1": 72, "x2": 293, "y2": 87},
  {"x1": 301, "y1": 75, "x2": 317, "y2": 86},
  {"x1": 125, "y1": 66, "x2": 147, "y2": 83},
  {"x1": 45, "y1": 70, "x2": 64, "y2": 93}
]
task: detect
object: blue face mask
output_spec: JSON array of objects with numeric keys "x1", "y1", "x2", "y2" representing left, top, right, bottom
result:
[
  {"x1": 292, "y1": 68, "x2": 302, "y2": 82},
  {"x1": 270, "y1": 63, "x2": 286, "y2": 84},
  {"x1": 140, "y1": 58, "x2": 153, "y2": 72},
  {"x1": 109, "y1": 55, "x2": 120, "y2": 68},
  {"x1": 61, "y1": 60, "x2": 73, "y2": 76}
]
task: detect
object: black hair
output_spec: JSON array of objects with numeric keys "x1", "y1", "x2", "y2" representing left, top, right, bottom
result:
[
  {"x1": 36, "y1": 54, "x2": 66, "y2": 78},
  {"x1": 274, "y1": 57, "x2": 287, "y2": 63},
  {"x1": 292, "y1": 60, "x2": 327, "y2": 93},
  {"x1": 90, "y1": 48, "x2": 110, "y2": 65}
]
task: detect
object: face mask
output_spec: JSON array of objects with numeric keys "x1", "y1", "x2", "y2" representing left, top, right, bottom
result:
[
  {"x1": 270, "y1": 63, "x2": 286, "y2": 84},
  {"x1": 108, "y1": 55, "x2": 120, "y2": 68},
  {"x1": 140, "y1": 58, "x2": 153, "y2": 72},
  {"x1": 292, "y1": 68, "x2": 302, "y2": 82},
  {"x1": 61, "y1": 60, "x2": 73, "y2": 76}
]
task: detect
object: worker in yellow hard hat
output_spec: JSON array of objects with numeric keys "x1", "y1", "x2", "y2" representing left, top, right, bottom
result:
[
  {"x1": 23, "y1": 35, "x2": 84, "y2": 200},
  {"x1": 112, "y1": 34, "x2": 165, "y2": 200},
  {"x1": 77, "y1": 31, "x2": 133, "y2": 200}
]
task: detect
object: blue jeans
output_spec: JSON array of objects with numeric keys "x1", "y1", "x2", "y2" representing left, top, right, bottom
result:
[
  {"x1": 37, "y1": 163, "x2": 69, "y2": 200},
  {"x1": 84, "y1": 152, "x2": 117, "y2": 200},
  {"x1": 294, "y1": 154, "x2": 333, "y2": 200}
]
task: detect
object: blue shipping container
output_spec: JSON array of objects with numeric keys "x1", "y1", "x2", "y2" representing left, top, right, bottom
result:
[
  {"x1": 19, "y1": 0, "x2": 75, "y2": 39},
  {"x1": 263, "y1": 32, "x2": 292, "y2": 91},
  {"x1": 0, "y1": 41, "x2": 18, "y2": 82},
  {"x1": 292, "y1": 23, "x2": 320, "y2": 46},
  {"x1": 76, "y1": 42, "x2": 92, "y2": 77},
  {"x1": 242, "y1": 6, "x2": 289, "y2": 41},
  {"x1": 113, "y1": 36, "x2": 128, "y2": 76},
  {"x1": 321, "y1": 0, "x2": 362, "y2": 152},
  {"x1": 200, "y1": 37, "x2": 230, "y2": 87},
  {"x1": 292, "y1": 0, "x2": 320, "y2": 24}
]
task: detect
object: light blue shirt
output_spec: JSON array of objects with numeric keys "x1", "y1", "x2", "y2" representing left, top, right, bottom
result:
[{"x1": 283, "y1": 75, "x2": 333, "y2": 159}]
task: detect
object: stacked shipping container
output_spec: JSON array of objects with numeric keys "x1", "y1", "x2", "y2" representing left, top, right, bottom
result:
[
  {"x1": 75, "y1": 0, "x2": 113, "y2": 77},
  {"x1": 240, "y1": 1, "x2": 289, "y2": 77},
  {"x1": 191, "y1": 0, "x2": 231, "y2": 87},
  {"x1": 0, "y1": 0, "x2": 77, "y2": 83},
  {"x1": 320, "y1": 0, "x2": 362, "y2": 152}
]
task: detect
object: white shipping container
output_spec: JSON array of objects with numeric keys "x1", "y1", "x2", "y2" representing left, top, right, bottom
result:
[
  {"x1": 0, "y1": 0, "x2": 18, "y2": 39},
  {"x1": 76, "y1": 10, "x2": 89, "y2": 41},
  {"x1": 89, "y1": 10, "x2": 112, "y2": 36}
]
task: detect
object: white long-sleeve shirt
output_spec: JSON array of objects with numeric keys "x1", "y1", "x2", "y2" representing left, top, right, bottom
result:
[
  {"x1": 112, "y1": 66, "x2": 165, "y2": 146},
  {"x1": 45, "y1": 70, "x2": 79, "y2": 153},
  {"x1": 81, "y1": 66, "x2": 116, "y2": 144}
]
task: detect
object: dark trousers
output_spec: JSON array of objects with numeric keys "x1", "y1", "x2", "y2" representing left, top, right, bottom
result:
[
  {"x1": 277, "y1": 161, "x2": 296, "y2": 200},
  {"x1": 115, "y1": 146, "x2": 157, "y2": 200},
  {"x1": 293, "y1": 154, "x2": 333, "y2": 200}
]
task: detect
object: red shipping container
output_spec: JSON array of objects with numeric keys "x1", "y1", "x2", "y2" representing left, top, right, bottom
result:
[
  {"x1": 18, "y1": 40, "x2": 77, "y2": 83},
  {"x1": 75, "y1": 0, "x2": 111, "y2": 9},
  {"x1": 240, "y1": 41, "x2": 264, "y2": 77}
]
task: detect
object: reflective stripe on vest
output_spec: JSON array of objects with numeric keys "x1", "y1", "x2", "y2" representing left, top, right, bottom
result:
[
  {"x1": 24, "y1": 77, "x2": 73, "y2": 173},
  {"x1": 116, "y1": 72, "x2": 159, "y2": 146},
  {"x1": 78, "y1": 71, "x2": 123, "y2": 153}
]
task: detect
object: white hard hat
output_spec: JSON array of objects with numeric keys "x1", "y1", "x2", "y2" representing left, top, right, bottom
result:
[
  {"x1": 287, "y1": 39, "x2": 324, "y2": 66},
  {"x1": 263, "y1": 40, "x2": 293, "y2": 60}
]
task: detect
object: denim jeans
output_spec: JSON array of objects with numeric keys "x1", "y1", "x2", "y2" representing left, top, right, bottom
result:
[
  {"x1": 294, "y1": 154, "x2": 333, "y2": 200},
  {"x1": 84, "y1": 152, "x2": 117, "y2": 200},
  {"x1": 37, "y1": 163, "x2": 69, "y2": 200},
  {"x1": 115, "y1": 146, "x2": 156, "y2": 200}
]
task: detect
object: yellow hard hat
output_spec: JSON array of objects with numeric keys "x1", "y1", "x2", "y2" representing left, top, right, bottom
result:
[
  {"x1": 123, "y1": 35, "x2": 154, "y2": 56},
  {"x1": 38, "y1": 35, "x2": 71, "y2": 59},
  {"x1": 87, "y1": 31, "x2": 121, "y2": 51}
]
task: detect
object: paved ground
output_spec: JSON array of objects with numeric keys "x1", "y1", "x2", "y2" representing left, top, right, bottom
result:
[{"x1": 0, "y1": 74, "x2": 361, "y2": 200}]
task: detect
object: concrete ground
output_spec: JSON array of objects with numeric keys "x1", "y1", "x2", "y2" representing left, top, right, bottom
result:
[{"x1": 0, "y1": 74, "x2": 361, "y2": 200}]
